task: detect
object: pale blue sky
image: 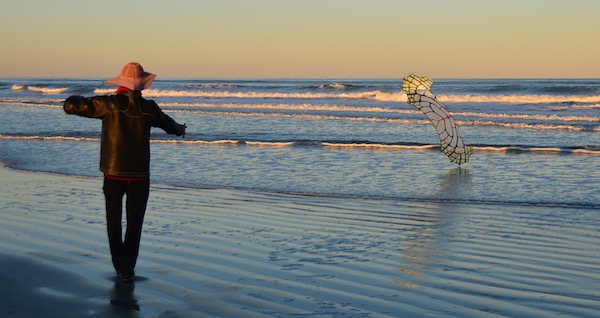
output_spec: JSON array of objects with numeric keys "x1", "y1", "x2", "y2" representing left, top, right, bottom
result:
[{"x1": 1, "y1": 0, "x2": 599, "y2": 78}]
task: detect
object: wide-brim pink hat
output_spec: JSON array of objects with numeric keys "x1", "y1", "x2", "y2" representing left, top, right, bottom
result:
[{"x1": 104, "y1": 62, "x2": 156, "y2": 91}]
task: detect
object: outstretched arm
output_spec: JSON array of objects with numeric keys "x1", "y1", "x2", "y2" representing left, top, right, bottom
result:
[
  {"x1": 155, "y1": 109, "x2": 187, "y2": 137},
  {"x1": 63, "y1": 95, "x2": 109, "y2": 119}
]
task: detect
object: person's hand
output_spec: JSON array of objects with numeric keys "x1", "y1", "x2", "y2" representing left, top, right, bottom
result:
[{"x1": 179, "y1": 123, "x2": 187, "y2": 138}]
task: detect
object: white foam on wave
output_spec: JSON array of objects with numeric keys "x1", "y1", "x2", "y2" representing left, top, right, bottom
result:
[
  {"x1": 245, "y1": 141, "x2": 295, "y2": 147},
  {"x1": 321, "y1": 143, "x2": 600, "y2": 155},
  {"x1": 470, "y1": 120, "x2": 600, "y2": 131},
  {"x1": 473, "y1": 145, "x2": 600, "y2": 155},
  {"x1": 0, "y1": 134, "x2": 99, "y2": 142},
  {"x1": 440, "y1": 94, "x2": 600, "y2": 104},
  {"x1": 0, "y1": 98, "x2": 62, "y2": 107},
  {"x1": 573, "y1": 103, "x2": 600, "y2": 109},
  {"x1": 27, "y1": 86, "x2": 69, "y2": 94},
  {"x1": 163, "y1": 108, "x2": 597, "y2": 131},
  {"x1": 93, "y1": 88, "x2": 115, "y2": 95},
  {"x1": 92, "y1": 88, "x2": 403, "y2": 101},
  {"x1": 2, "y1": 134, "x2": 598, "y2": 155},
  {"x1": 4, "y1": 95, "x2": 597, "y2": 127},
  {"x1": 143, "y1": 89, "x2": 344, "y2": 99},
  {"x1": 153, "y1": 139, "x2": 241, "y2": 146},
  {"x1": 90, "y1": 86, "x2": 600, "y2": 106},
  {"x1": 318, "y1": 83, "x2": 351, "y2": 90},
  {"x1": 322, "y1": 143, "x2": 439, "y2": 151},
  {"x1": 165, "y1": 102, "x2": 418, "y2": 114},
  {"x1": 152, "y1": 139, "x2": 238, "y2": 146},
  {"x1": 455, "y1": 111, "x2": 598, "y2": 122},
  {"x1": 154, "y1": 139, "x2": 296, "y2": 148},
  {"x1": 195, "y1": 83, "x2": 239, "y2": 89},
  {"x1": 164, "y1": 109, "x2": 430, "y2": 125},
  {"x1": 372, "y1": 91, "x2": 408, "y2": 102},
  {"x1": 372, "y1": 90, "x2": 600, "y2": 105},
  {"x1": 162, "y1": 102, "x2": 598, "y2": 123}
]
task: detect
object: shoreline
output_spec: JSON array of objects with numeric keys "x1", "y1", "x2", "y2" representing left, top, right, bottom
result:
[
  {"x1": 1, "y1": 164, "x2": 599, "y2": 317},
  {"x1": 3, "y1": 162, "x2": 598, "y2": 211}
]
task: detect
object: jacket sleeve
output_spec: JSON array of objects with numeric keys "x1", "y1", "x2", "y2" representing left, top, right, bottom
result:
[
  {"x1": 152, "y1": 103, "x2": 185, "y2": 136},
  {"x1": 63, "y1": 95, "x2": 109, "y2": 119}
]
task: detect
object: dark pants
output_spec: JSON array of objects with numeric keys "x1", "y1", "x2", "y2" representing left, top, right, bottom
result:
[{"x1": 103, "y1": 177, "x2": 150, "y2": 275}]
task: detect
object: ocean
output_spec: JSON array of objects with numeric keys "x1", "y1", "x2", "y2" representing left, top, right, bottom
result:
[{"x1": 0, "y1": 77, "x2": 598, "y2": 208}]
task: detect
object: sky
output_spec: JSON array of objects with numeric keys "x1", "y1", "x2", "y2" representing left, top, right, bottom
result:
[{"x1": 1, "y1": 0, "x2": 599, "y2": 78}]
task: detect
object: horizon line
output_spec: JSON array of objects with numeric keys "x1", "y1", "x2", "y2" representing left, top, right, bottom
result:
[{"x1": 2, "y1": 75, "x2": 600, "y2": 80}]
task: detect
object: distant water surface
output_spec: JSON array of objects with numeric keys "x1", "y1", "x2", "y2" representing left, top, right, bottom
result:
[{"x1": 0, "y1": 78, "x2": 598, "y2": 208}]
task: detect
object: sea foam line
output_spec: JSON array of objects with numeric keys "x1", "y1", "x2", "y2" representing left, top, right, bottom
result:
[
  {"x1": 161, "y1": 102, "x2": 599, "y2": 123},
  {"x1": 2, "y1": 97, "x2": 597, "y2": 124},
  {"x1": 92, "y1": 87, "x2": 600, "y2": 105},
  {"x1": 472, "y1": 145, "x2": 600, "y2": 155},
  {"x1": 439, "y1": 94, "x2": 600, "y2": 104},
  {"x1": 324, "y1": 143, "x2": 600, "y2": 155},
  {"x1": 164, "y1": 102, "x2": 419, "y2": 115},
  {"x1": 95, "y1": 88, "x2": 389, "y2": 100},
  {"x1": 322, "y1": 143, "x2": 439, "y2": 151},
  {"x1": 0, "y1": 134, "x2": 99, "y2": 142},
  {"x1": 2, "y1": 134, "x2": 598, "y2": 155},
  {"x1": 163, "y1": 109, "x2": 599, "y2": 131},
  {"x1": 26, "y1": 86, "x2": 70, "y2": 94},
  {"x1": 12, "y1": 83, "x2": 600, "y2": 106},
  {"x1": 0, "y1": 99, "x2": 62, "y2": 107}
]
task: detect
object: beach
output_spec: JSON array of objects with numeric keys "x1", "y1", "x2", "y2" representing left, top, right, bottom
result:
[
  {"x1": 1, "y1": 163, "x2": 599, "y2": 317},
  {"x1": 2, "y1": 0, "x2": 600, "y2": 314}
]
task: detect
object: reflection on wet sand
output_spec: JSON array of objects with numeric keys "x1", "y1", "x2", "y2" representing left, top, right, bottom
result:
[
  {"x1": 110, "y1": 281, "x2": 140, "y2": 312},
  {"x1": 396, "y1": 168, "x2": 472, "y2": 288}
]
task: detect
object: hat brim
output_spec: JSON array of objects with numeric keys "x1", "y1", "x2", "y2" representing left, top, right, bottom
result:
[{"x1": 104, "y1": 72, "x2": 156, "y2": 91}]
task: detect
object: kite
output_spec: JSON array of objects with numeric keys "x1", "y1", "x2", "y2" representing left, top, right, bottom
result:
[{"x1": 402, "y1": 74, "x2": 473, "y2": 165}]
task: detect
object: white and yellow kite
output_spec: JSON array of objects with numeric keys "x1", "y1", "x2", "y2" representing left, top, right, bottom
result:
[{"x1": 402, "y1": 74, "x2": 473, "y2": 165}]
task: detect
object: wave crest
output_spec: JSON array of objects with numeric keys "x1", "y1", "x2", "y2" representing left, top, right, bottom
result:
[
  {"x1": 27, "y1": 86, "x2": 69, "y2": 94},
  {"x1": 2, "y1": 134, "x2": 598, "y2": 156},
  {"x1": 90, "y1": 87, "x2": 600, "y2": 106}
]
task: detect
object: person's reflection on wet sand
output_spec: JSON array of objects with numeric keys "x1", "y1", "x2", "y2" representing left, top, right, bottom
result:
[{"x1": 110, "y1": 281, "x2": 140, "y2": 312}]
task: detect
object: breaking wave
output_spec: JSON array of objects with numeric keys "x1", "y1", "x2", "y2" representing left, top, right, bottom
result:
[
  {"x1": 26, "y1": 86, "x2": 70, "y2": 94},
  {"x1": 2, "y1": 134, "x2": 597, "y2": 156},
  {"x1": 8, "y1": 81, "x2": 599, "y2": 107},
  {"x1": 89, "y1": 88, "x2": 600, "y2": 106},
  {"x1": 438, "y1": 94, "x2": 600, "y2": 104}
]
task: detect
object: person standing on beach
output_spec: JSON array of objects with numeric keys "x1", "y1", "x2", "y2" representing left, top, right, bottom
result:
[{"x1": 63, "y1": 62, "x2": 186, "y2": 282}]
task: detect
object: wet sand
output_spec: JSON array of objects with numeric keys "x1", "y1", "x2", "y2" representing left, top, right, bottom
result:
[{"x1": 1, "y1": 164, "x2": 599, "y2": 317}]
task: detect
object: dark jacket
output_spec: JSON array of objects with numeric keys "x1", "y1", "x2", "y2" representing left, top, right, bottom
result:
[{"x1": 64, "y1": 91, "x2": 184, "y2": 177}]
